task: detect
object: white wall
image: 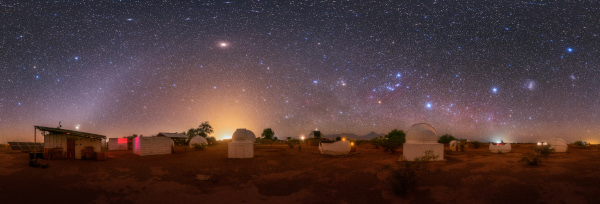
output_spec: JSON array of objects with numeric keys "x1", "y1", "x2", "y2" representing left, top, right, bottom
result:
[
  {"x1": 108, "y1": 138, "x2": 128, "y2": 150},
  {"x1": 74, "y1": 137, "x2": 102, "y2": 159},
  {"x1": 402, "y1": 143, "x2": 444, "y2": 161},
  {"x1": 228, "y1": 142, "x2": 253, "y2": 158},
  {"x1": 43, "y1": 134, "x2": 101, "y2": 159},
  {"x1": 134, "y1": 137, "x2": 172, "y2": 156}
]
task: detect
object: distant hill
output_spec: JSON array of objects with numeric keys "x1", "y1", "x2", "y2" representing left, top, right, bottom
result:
[{"x1": 323, "y1": 132, "x2": 383, "y2": 140}]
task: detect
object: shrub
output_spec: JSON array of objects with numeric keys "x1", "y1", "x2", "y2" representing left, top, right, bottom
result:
[
  {"x1": 371, "y1": 137, "x2": 383, "y2": 149},
  {"x1": 388, "y1": 151, "x2": 438, "y2": 195},
  {"x1": 535, "y1": 145, "x2": 555, "y2": 157},
  {"x1": 192, "y1": 143, "x2": 207, "y2": 150},
  {"x1": 470, "y1": 141, "x2": 482, "y2": 149},
  {"x1": 520, "y1": 152, "x2": 542, "y2": 166},
  {"x1": 437, "y1": 134, "x2": 456, "y2": 144},
  {"x1": 573, "y1": 141, "x2": 586, "y2": 148},
  {"x1": 382, "y1": 129, "x2": 406, "y2": 153}
]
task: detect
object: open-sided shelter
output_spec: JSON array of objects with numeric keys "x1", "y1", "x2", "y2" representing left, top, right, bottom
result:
[
  {"x1": 402, "y1": 123, "x2": 444, "y2": 161},
  {"x1": 546, "y1": 138, "x2": 568, "y2": 152},
  {"x1": 228, "y1": 128, "x2": 255, "y2": 158},
  {"x1": 35, "y1": 126, "x2": 106, "y2": 159}
]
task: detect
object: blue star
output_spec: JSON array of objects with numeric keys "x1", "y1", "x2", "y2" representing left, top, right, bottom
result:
[
  {"x1": 426, "y1": 103, "x2": 432, "y2": 109},
  {"x1": 74, "y1": 56, "x2": 79, "y2": 60},
  {"x1": 313, "y1": 80, "x2": 318, "y2": 84},
  {"x1": 492, "y1": 87, "x2": 498, "y2": 93},
  {"x1": 566, "y1": 48, "x2": 573, "y2": 52}
]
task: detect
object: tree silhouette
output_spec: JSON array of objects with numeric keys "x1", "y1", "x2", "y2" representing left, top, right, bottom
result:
[{"x1": 262, "y1": 128, "x2": 275, "y2": 140}]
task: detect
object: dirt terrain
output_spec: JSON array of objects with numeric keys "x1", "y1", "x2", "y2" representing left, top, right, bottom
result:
[{"x1": 1, "y1": 143, "x2": 599, "y2": 203}]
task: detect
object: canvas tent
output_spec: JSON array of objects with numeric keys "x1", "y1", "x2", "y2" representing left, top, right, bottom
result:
[
  {"x1": 108, "y1": 138, "x2": 129, "y2": 151},
  {"x1": 546, "y1": 138, "x2": 568, "y2": 152},
  {"x1": 402, "y1": 123, "x2": 444, "y2": 161},
  {"x1": 228, "y1": 129, "x2": 255, "y2": 158},
  {"x1": 449, "y1": 140, "x2": 460, "y2": 151},
  {"x1": 319, "y1": 140, "x2": 351, "y2": 156},
  {"x1": 35, "y1": 126, "x2": 105, "y2": 159},
  {"x1": 489, "y1": 142, "x2": 511, "y2": 153},
  {"x1": 189, "y1": 136, "x2": 208, "y2": 146},
  {"x1": 134, "y1": 136, "x2": 173, "y2": 156}
]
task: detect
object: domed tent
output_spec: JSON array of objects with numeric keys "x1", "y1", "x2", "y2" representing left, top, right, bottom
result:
[
  {"x1": 449, "y1": 140, "x2": 459, "y2": 151},
  {"x1": 228, "y1": 129, "x2": 256, "y2": 158},
  {"x1": 547, "y1": 138, "x2": 568, "y2": 152},
  {"x1": 402, "y1": 123, "x2": 444, "y2": 161},
  {"x1": 319, "y1": 140, "x2": 351, "y2": 156},
  {"x1": 189, "y1": 136, "x2": 208, "y2": 146},
  {"x1": 489, "y1": 142, "x2": 511, "y2": 153}
]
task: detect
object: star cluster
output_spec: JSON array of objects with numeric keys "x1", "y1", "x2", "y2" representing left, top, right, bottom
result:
[{"x1": 2, "y1": 1, "x2": 600, "y2": 143}]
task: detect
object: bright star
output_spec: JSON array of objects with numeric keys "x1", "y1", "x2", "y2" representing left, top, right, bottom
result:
[
  {"x1": 566, "y1": 48, "x2": 573, "y2": 52},
  {"x1": 219, "y1": 42, "x2": 229, "y2": 47},
  {"x1": 426, "y1": 103, "x2": 432, "y2": 109},
  {"x1": 492, "y1": 87, "x2": 498, "y2": 93}
]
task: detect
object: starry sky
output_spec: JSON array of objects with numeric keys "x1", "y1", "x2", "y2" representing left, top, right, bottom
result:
[{"x1": 2, "y1": 1, "x2": 600, "y2": 143}]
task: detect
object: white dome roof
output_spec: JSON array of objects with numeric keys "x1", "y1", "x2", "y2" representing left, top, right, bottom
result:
[
  {"x1": 232, "y1": 129, "x2": 256, "y2": 142},
  {"x1": 405, "y1": 123, "x2": 438, "y2": 144},
  {"x1": 189, "y1": 136, "x2": 208, "y2": 146}
]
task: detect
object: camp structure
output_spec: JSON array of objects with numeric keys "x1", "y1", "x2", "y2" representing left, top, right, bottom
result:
[
  {"x1": 319, "y1": 140, "x2": 351, "y2": 156},
  {"x1": 449, "y1": 140, "x2": 460, "y2": 151},
  {"x1": 402, "y1": 123, "x2": 444, "y2": 161},
  {"x1": 189, "y1": 136, "x2": 208, "y2": 146},
  {"x1": 228, "y1": 128, "x2": 255, "y2": 158},
  {"x1": 133, "y1": 136, "x2": 174, "y2": 156},
  {"x1": 546, "y1": 138, "x2": 568, "y2": 153},
  {"x1": 35, "y1": 126, "x2": 106, "y2": 160},
  {"x1": 489, "y1": 142, "x2": 511, "y2": 153},
  {"x1": 108, "y1": 138, "x2": 129, "y2": 151},
  {"x1": 307, "y1": 131, "x2": 326, "y2": 146}
]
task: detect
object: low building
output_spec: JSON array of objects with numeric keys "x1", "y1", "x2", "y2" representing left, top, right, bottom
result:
[{"x1": 35, "y1": 126, "x2": 106, "y2": 159}]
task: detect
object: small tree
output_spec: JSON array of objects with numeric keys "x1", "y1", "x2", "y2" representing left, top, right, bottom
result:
[
  {"x1": 335, "y1": 136, "x2": 342, "y2": 141},
  {"x1": 437, "y1": 134, "x2": 456, "y2": 144},
  {"x1": 382, "y1": 129, "x2": 406, "y2": 153},
  {"x1": 388, "y1": 150, "x2": 438, "y2": 195},
  {"x1": 187, "y1": 121, "x2": 214, "y2": 144},
  {"x1": 262, "y1": 128, "x2": 275, "y2": 140},
  {"x1": 573, "y1": 141, "x2": 585, "y2": 148},
  {"x1": 535, "y1": 145, "x2": 555, "y2": 157}
]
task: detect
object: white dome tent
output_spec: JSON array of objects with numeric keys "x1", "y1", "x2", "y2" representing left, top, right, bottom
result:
[
  {"x1": 489, "y1": 141, "x2": 511, "y2": 153},
  {"x1": 546, "y1": 138, "x2": 568, "y2": 153},
  {"x1": 402, "y1": 123, "x2": 444, "y2": 161},
  {"x1": 449, "y1": 140, "x2": 459, "y2": 151},
  {"x1": 189, "y1": 136, "x2": 208, "y2": 146},
  {"x1": 228, "y1": 129, "x2": 256, "y2": 158},
  {"x1": 319, "y1": 140, "x2": 351, "y2": 156}
]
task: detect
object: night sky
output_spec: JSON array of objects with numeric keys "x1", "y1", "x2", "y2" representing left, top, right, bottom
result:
[{"x1": 2, "y1": 1, "x2": 600, "y2": 143}]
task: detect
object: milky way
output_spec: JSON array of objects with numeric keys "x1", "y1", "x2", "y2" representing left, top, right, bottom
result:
[{"x1": 2, "y1": 1, "x2": 600, "y2": 143}]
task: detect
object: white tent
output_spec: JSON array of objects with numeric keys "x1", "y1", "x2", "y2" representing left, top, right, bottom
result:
[
  {"x1": 402, "y1": 123, "x2": 444, "y2": 161},
  {"x1": 133, "y1": 136, "x2": 173, "y2": 156},
  {"x1": 108, "y1": 138, "x2": 128, "y2": 151},
  {"x1": 189, "y1": 136, "x2": 208, "y2": 146},
  {"x1": 489, "y1": 142, "x2": 511, "y2": 153},
  {"x1": 319, "y1": 140, "x2": 351, "y2": 156},
  {"x1": 547, "y1": 138, "x2": 568, "y2": 153},
  {"x1": 449, "y1": 140, "x2": 459, "y2": 151},
  {"x1": 228, "y1": 129, "x2": 255, "y2": 158}
]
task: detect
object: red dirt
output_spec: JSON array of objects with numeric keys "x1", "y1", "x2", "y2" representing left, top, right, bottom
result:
[{"x1": 1, "y1": 143, "x2": 599, "y2": 203}]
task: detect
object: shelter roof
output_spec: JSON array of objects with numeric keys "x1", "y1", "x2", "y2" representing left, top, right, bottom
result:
[
  {"x1": 35, "y1": 126, "x2": 106, "y2": 140},
  {"x1": 156, "y1": 132, "x2": 188, "y2": 139}
]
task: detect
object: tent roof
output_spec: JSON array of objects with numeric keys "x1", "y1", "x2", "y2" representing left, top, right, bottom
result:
[
  {"x1": 156, "y1": 132, "x2": 188, "y2": 139},
  {"x1": 35, "y1": 126, "x2": 106, "y2": 140}
]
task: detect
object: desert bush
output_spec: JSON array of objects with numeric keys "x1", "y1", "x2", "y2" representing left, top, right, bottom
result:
[
  {"x1": 535, "y1": 145, "x2": 555, "y2": 157},
  {"x1": 520, "y1": 152, "x2": 542, "y2": 166},
  {"x1": 371, "y1": 137, "x2": 383, "y2": 149},
  {"x1": 382, "y1": 129, "x2": 406, "y2": 153},
  {"x1": 206, "y1": 137, "x2": 217, "y2": 145},
  {"x1": 437, "y1": 134, "x2": 456, "y2": 144},
  {"x1": 573, "y1": 140, "x2": 586, "y2": 148},
  {"x1": 470, "y1": 141, "x2": 482, "y2": 149},
  {"x1": 388, "y1": 150, "x2": 438, "y2": 195},
  {"x1": 192, "y1": 143, "x2": 207, "y2": 150}
]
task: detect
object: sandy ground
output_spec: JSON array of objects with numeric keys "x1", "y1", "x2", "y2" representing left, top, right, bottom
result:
[{"x1": 1, "y1": 143, "x2": 599, "y2": 204}]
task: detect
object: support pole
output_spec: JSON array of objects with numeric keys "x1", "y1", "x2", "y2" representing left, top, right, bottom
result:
[{"x1": 34, "y1": 126, "x2": 37, "y2": 160}]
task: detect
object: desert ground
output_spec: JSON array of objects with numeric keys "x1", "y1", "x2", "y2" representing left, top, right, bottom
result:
[{"x1": 1, "y1": 143, "x2": 599, "y2": 204}]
